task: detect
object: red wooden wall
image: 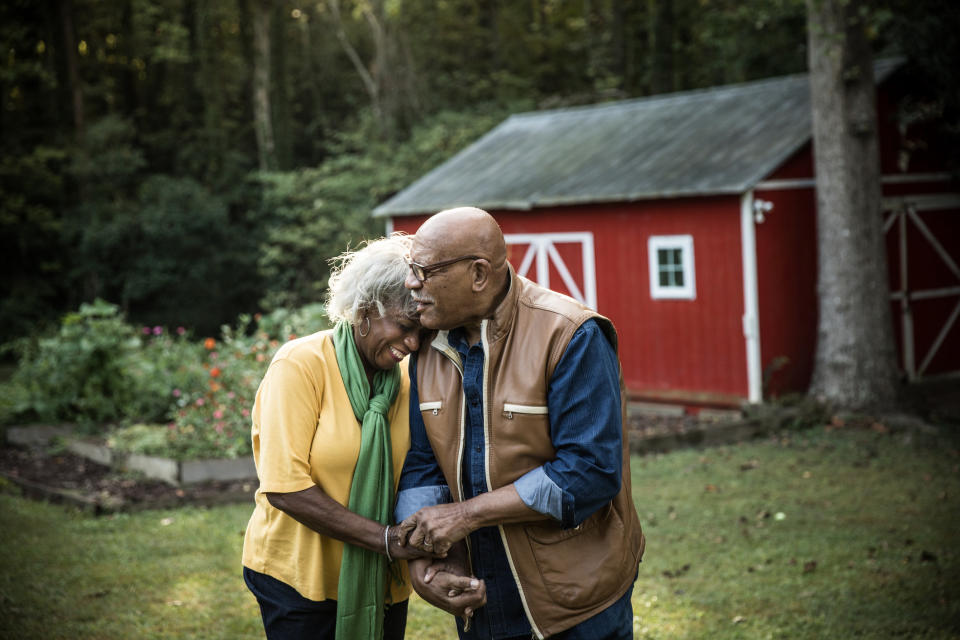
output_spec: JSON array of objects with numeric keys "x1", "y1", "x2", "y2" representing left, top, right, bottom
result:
[{"x1": 394, "y1": 197, "x2": 750, "y2": 404}]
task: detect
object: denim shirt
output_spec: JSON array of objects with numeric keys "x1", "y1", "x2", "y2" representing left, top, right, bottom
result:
[{"x1": 396, "y1": 319, "x2": 625, "y2": 639}]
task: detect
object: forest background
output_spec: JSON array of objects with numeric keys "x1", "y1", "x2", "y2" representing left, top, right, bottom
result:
[{"x1": 2, "y1": 0, "x2": 958, "y2": 346}]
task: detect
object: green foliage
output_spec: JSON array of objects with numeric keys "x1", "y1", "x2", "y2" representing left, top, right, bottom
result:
[
  {"x1": 2, "y1": 300, "x2": 205, "y2": 430},
  {"x1": 5, "y1": 300, "x2": 143, "y2": 427},
  {"x1": 164, "y1": 307, "x2": 330, "y2": 460},
  {"x1": 0, "y1": 298, "x2": 335, "y2": 459},
  {"x1": 255, "y1": 103, "x2": 517, "y2": 311},
  {"x1": 0, "y1": 145, "x2": 69, "y2": 340}
]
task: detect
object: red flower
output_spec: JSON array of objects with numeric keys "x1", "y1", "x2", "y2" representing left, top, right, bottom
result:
[
  {"x1": 204, "y1": 337, "x2": 216, "y2": 350},
  {"x1": 210, "y1": 367, "x2": 222, "y2": 378}
]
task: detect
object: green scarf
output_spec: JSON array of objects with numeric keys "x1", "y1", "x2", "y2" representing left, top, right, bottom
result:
[{"x1": 333, "y1": 320, "x2": 401, "y2": 640}]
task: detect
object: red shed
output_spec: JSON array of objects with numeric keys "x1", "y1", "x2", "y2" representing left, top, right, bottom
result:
[{"x1": 374, "y1": 59, "x2": 960, "y2": 408}]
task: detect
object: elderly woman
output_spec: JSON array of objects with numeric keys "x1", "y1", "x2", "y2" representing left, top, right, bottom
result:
[{"x1": 242, "y1": 234, "x2": 433, "y2": 640}]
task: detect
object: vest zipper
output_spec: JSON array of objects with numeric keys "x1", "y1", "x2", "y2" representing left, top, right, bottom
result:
[
  {"x1": 480, "y1": 320, "x2": 546, "y2": 640},
  {"x1": 431, "y1": 331, "x2": 474, "y2": 581}
]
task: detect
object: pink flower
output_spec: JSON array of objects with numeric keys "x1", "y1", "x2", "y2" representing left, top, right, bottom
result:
[
  {"x1": 142, "y1": 326, "x2": 151, "y2": 335},
  {"x1": 242, "y1": 409, "x2": 250, "y2": 417},
  {"x1": 195, "y1": 398, "x2": 205, "y2": 406},
  {"x1": 210, "y1": 351, "x2": 219, "y2": 360},
  {"x1": 176, "y1": 326, "x2": 186, "y2": 335},
  {"x1": 153, "y1": 326, "x2": 163, "y2": 335},
  {"x1": 213, "y1": 409, "x2": 224, "y2": 419},
  {"x1": 227, "y1": 392, "x2": 236, "y2": 399},
  {"x1": 214, "y1": 422, "x2": 224, "y2": 433},
  {"x1": 172, "y1": 389, "x2": 181, "y2": 397}
]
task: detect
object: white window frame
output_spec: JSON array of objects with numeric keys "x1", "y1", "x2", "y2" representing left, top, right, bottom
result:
[{"x1": 648, "y1": 234, "x2": 696, "y2": 300}]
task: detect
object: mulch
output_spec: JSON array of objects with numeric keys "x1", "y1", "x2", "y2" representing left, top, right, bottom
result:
[{"x1": 0, "y1": 444, "x2": 256, "y2": 514}]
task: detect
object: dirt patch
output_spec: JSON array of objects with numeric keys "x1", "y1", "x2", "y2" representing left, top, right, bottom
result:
[{"x1": 0, "y1": 444, "x2": 256, "y2": 514}]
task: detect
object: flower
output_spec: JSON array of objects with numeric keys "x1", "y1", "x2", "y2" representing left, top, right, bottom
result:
[
  {"x1": 142, "y1": 326, "x2": 151, "y2": 335},
  {"x1": 242, "y1": 408, "x2": 250, "y2": 417},
  {"x1": 195, "y1": 398, "x2": 205, "y2": 407},
  {"x1": 213, "y1": 409, "x2": 224, "y2": 419},
  {"x1": 204, "y1": 337, "x2": 216, "y2": 350},
  {"x1": 210, "y1": 367, "x2": 222, "y2": 378},
  {"x1": 176, "y1": 326, "x2": 186, "y2": 335},
  {"x1": 153, "y1": 326, "x2": 163, "y2": 335},
  {"x1": 172, "y1": 388, "x2": 182, "y2": 397}
]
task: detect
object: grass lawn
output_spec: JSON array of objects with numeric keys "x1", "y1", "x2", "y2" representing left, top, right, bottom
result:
[{"x1": 1, "y1": 426, "x2": 958, "y2": 639}]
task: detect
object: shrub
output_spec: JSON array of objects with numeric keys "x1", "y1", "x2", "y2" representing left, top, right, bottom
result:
[
  {"x1": 4, "y1": 300, "x2": 142, "y2": 429},
  {"x1": 164, "y1": 308, "x2": 331, "y2": 460},
  {"x1": 2, "y1": 300, "x2": 206, "y2": 432}
]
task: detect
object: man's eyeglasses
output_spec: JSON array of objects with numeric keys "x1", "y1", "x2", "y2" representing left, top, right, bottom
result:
[{"x1": 406, "y1": 254, "x2": 482, "y2": 282}]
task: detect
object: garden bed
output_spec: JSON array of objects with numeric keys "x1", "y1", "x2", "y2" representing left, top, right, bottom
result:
[
  {"x1": 0, "y1": 444, "x2": 256, "y2": 514},
  {"x1": 5, "y1": 424, "x2": 257, "y2": 485}
]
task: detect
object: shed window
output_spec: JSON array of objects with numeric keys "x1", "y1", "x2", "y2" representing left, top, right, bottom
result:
[{"x1": 648, "y1": 235, "x2": 696, "y2": 300}]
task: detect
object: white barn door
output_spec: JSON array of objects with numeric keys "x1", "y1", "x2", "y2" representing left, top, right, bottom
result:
[
  {"x1": 504, "y1": 232, "x2": 598, "y2": 310},
  {"x1": 883, "y1": 193, "x2": 960, "y2": 379}
]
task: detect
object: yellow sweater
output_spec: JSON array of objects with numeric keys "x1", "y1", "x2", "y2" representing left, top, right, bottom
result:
[{"x1": 241, "y1": 330, "x2": 412, "y2": 603}]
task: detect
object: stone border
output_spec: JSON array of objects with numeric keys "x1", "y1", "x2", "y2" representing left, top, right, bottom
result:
[{"x1": 5, "y1": 424, "x2": 256, "y2": 486}]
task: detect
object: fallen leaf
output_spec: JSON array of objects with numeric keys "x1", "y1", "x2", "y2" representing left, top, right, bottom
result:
[
  {"x1": 740, "y1": 460, "x2": 759, "y2": 471},
  {"x1": 803, "y1": 561, "x2": 817, "y2": 573},
  {"x1": 732, "y1": 615, "x2": 746, "y2": 624},
  {"x1": 704, "y1": 484, "x2": 719, "y2": 492}
]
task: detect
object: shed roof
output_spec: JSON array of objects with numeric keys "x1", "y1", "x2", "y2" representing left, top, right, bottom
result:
[{"x1": 374, "y1": 59, "x2": 902, "y2": 217}]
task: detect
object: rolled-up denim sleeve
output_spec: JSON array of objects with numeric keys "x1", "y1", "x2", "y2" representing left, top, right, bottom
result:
[
  {"x1": 395, "y1": 353, "x2": 452, "y2": 523},
  {"x1": 541, "y1": 320, "x2": 624, "y2": 528}
]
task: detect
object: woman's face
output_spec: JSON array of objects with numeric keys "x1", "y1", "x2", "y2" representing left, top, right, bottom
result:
[{"x1": 355, "y1": 307, "x2": 421, "y2": 372}]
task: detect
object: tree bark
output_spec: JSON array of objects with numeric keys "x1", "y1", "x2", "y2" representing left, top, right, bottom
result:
[
  {"x1": 251, "y1": 0, "x2": 277, "y2": 171},
  {"x1": 806, "y1": 0, "x2": 900, "y2": 410},
  {"x1": 57, "y1": 0, "x2": 84, "y2": 140},
  {"x1": 649, "y1": 0, "x2": 674, "y2": 94}
]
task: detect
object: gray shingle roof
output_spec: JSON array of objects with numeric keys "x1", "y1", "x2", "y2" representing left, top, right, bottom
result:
[{"x1": 373, "y1": 59, "x2": 902, "y2": 217}]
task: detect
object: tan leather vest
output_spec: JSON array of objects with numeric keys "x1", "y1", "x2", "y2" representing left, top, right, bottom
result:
[{"x1": 416, "y1": 269, "x2": 645, "y2": 638}]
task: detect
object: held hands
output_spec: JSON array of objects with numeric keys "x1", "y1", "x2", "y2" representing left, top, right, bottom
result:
[
  {"x1": 396, "y1": 503, "x2": 473, "y2": 557},
  {"x1": 408, "y1": 557, "x2": 486, "y2": 630}
]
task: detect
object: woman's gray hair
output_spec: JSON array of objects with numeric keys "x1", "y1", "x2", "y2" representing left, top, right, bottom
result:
[{"x1": 326, "y1": 234, "x2": 416, "y2": 325}]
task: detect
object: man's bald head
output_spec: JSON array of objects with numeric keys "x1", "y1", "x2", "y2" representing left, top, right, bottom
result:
[
  {"x1": 406, "y1": 206, "x2": 510, "y2": 333},
  {"x1": 415, "y1": 207, "x2": 507, "y2": 268}
]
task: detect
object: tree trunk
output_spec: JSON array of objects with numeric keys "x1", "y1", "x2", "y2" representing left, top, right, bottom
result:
[
  {"x1": 649, "y1": 0, "x2": 674, "y2": 94},
  {"x1": 251, "y1": 0, "x2": 277, "y2": 171},
  {"x1": 806, "y1": 0, "x2": 900, "y2": 410},
  {"x1": 57, "y1": 0, "x2": 84, "y2": 140}
]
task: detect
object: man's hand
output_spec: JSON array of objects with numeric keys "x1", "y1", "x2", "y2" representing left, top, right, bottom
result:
[
  {"x1": 408, "y1": 556, "x2": 486, "y2": 627},
  {"x1": 396, "y1": 503, "x2": 473, "y2": 557}
]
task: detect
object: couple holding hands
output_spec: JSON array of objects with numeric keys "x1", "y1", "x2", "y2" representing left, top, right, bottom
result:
[{"x1": 241, "y1": 207, "x2": 644, "y2": 640}]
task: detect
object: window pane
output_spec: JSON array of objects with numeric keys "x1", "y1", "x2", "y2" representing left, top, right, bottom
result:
[
  {"x1": 657, "y1": 248, "x2": 671, "y2": 268},
  {"x1": 659, "y1": 270, "x2": 670, "y2": 287}
]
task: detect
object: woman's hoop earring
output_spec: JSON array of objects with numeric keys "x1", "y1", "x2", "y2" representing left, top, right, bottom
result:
[{"x1": 358, "y1": 316, "x2": 371, "y2": 338}]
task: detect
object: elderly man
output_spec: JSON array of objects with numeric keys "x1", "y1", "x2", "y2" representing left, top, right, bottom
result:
[{"x1": 395, "y1": 207, "x2": 644, "y2": 639}]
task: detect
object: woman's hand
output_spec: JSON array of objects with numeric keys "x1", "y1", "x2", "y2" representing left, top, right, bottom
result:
[{"x1": 386, "y1": 525, "x2": 442, "y2": 561}]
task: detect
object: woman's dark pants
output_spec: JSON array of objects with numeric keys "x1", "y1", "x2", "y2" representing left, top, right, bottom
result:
[{"x1": 243, "y1": 567, "x2": 408, "y2": 640}]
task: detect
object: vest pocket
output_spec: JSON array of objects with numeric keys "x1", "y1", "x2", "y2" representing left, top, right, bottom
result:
[
  {"x1": 502, "y1": 403, "x2": 548, "y2": 419},
  {"x1": 523, "y1": 504, "x2": 629, "y2": 608},
  {"x1": 419, "y1": 401, "x2": 442, "y2": 416}
]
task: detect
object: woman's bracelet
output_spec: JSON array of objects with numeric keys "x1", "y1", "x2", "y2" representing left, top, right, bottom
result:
[{"x1": 384, "y1": 525, "x2": 393, "y2": 562}]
